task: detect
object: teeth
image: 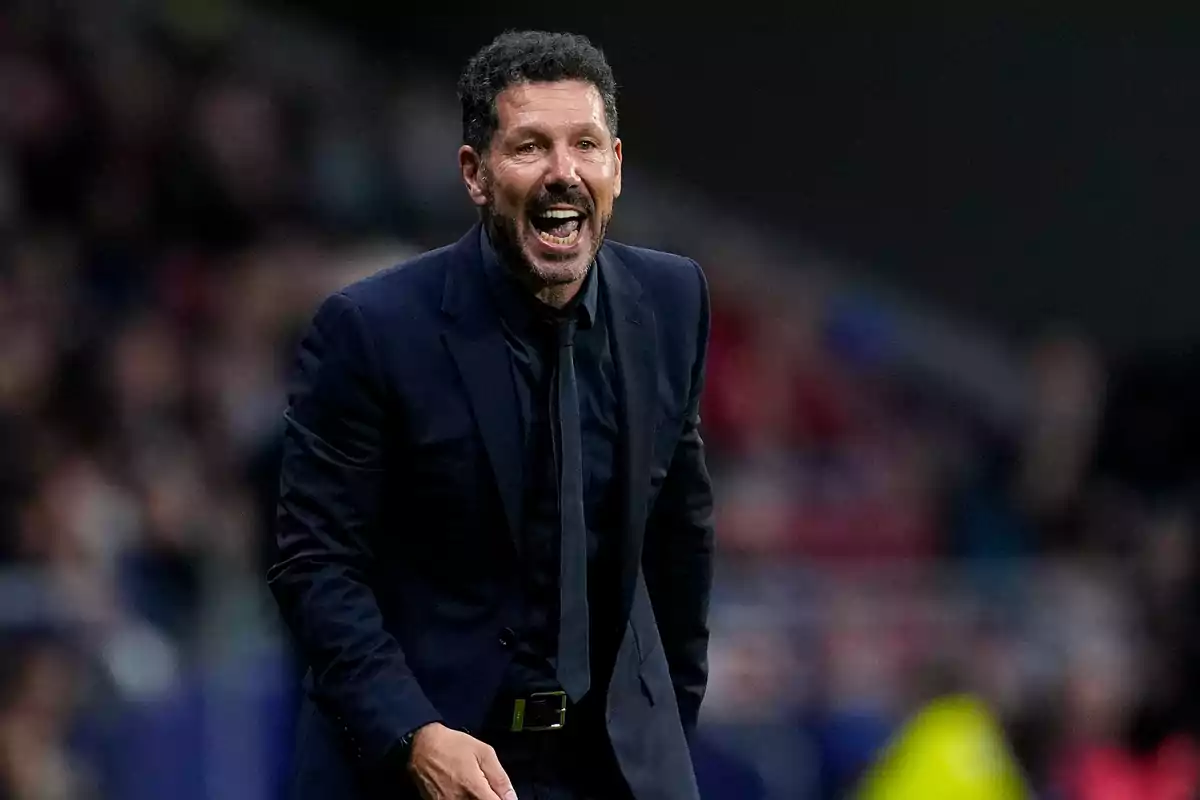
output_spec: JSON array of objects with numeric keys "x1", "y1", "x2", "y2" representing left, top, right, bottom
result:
[
  {"x1": 540, "y1": 209, "x2": 581, "y2": 219},
  {"x1": 536, "y1": 227, "x2": 581, "y2": 246}
]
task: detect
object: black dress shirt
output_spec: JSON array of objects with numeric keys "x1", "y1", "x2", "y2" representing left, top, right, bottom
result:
[{"x1": 479, "y1": 229, "x2": 624, "y2": 700}]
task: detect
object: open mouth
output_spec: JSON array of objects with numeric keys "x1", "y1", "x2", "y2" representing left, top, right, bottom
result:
[{"x1": 529, "y1": 207, "x2": 586, "y2": 247}]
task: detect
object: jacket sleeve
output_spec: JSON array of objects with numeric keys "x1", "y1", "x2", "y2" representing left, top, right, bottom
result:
[
  {"x1": 267, "y1": 291, "x2": 442, "y2": 767},
  {"x1": 643, "y1": 259, "x2": 716, "y2": 739}
]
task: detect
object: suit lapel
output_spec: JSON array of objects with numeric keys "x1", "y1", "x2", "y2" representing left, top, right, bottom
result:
[
  {"x1": 600, "y1": 246, "x2": 658, "y2": 605},
  {"x1": 440, "y1": 227, "x2": 524, "y2": 550},
  {"x1": 437, "y1": 232, "x2": 658, "y2": 570}
]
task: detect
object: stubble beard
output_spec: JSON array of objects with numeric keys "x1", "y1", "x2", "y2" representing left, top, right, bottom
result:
[{"x1": 481, "y1": 190, "x2": 609, "y2": 298}]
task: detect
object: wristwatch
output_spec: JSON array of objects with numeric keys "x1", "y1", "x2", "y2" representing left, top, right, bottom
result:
[{"x1": 390, "y1": 729, "x2": 420, "y2": 769}]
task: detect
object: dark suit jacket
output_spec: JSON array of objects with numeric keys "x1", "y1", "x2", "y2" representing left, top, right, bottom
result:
[{"x1": 268, "y1": 225, "x2": 715, "y2": 800}]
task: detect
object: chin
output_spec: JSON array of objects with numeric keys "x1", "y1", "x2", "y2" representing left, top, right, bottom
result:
[
  {"x1": 525, "y1": 252, "x2": 591, "y2": 286},
  {"x1": 520, "y1": 231, "x2": 595, "y2": 286}
]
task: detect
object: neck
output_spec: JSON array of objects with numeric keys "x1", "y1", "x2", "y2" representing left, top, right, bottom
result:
[
  {"x1": 496, "y1": 252, "x2": 584, "y2": 309},
  {"x1": 534, "y1": 280, "x2": 584, "y2": 309}
]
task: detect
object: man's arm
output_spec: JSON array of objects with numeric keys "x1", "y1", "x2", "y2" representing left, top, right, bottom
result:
[
  {"x1": 643, "y1": 259, "x2": 716, "y2": 740},
  {"x1": 267, "y1": 292, "x2": 442, "y2": 767}
]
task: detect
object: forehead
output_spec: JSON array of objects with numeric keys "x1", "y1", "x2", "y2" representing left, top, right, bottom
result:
[{"x1": 493, "y1": 80, "x2": 608, "y2": 134}]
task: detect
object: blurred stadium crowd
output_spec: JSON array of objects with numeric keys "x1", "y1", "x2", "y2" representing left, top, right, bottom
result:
[{"x1": 4, "y1": 2, "x2": 1200, "y2": 799}]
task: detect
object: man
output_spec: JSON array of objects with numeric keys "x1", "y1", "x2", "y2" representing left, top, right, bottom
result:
[{"x1": 268, "y1": 30, "x2": 714, "y2": 800}]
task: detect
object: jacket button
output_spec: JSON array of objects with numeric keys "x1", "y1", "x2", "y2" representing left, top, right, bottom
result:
[{"x1": 498, "y1": 628, "x2": 516, "y2": 648}]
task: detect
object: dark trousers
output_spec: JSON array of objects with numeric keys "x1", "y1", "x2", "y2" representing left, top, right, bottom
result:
[{"x1": 479, "y1": 692, "x2": 633, "y2": 800}]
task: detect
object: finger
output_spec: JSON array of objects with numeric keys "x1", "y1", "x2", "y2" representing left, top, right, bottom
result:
[
  {"x1": 476, "y1": 746, "x2": 518, "y2": 800},
  {"x1": 465, "y1": 774, "x2": 506, "y2": 800}
]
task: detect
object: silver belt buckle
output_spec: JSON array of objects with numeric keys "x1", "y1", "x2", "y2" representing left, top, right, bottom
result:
[{"x1": 510, "y1": 690, "x2": 567, "y2": 732}]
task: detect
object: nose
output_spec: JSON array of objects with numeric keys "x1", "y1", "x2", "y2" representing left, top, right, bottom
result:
[{"x1": 544, "y1": 143, "x2": 581, "y2": 189}]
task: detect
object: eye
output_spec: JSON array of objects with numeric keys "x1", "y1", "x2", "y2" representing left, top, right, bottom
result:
[
  {"x1": 578, "y1": 139, "x2": 598, "y2": 151},
  {"x1": 515, "y1": 141, "x2": 539, "y2": 154}
]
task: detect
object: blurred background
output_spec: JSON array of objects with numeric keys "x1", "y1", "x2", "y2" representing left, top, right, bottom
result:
[{"x1": 4, "y1": 2, "x2": 1200, "y2": 798}]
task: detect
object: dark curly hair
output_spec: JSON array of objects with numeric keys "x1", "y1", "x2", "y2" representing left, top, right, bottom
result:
[{"x1": 457, "y1": 30, "x2": 618, "y2": 153}]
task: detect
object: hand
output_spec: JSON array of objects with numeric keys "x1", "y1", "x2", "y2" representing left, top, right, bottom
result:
[{"x1": 407, "y1": 722, "x2": 517, "y2": 800}]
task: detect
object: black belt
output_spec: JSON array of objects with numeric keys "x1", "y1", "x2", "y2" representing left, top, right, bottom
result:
[{"x1": 508, "y1": 690, "x2": 568, "y2": 732}]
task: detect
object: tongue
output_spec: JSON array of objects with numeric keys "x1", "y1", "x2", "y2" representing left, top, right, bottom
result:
[{"x1": 541, "y1": 218, "x2": 581, "y2": 238}]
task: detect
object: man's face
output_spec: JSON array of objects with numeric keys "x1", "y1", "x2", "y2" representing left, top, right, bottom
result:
[{"x1": 461, "y1": 80, "x2": 622, "y2": 293}]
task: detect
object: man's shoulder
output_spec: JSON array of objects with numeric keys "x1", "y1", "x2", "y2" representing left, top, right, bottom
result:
[
  {"x1": 336, "y1": 240, "x2": 459, "y2": 316},
  {"x1": 603, "y1": 240, "x2": 707, "y2": 315},
  {"x1": 604, "y1": 240, "x2": 701, "y2": 281}
]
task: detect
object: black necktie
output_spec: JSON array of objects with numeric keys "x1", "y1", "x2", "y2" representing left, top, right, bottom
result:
[{"x1": 554, "y1": 317, "x2": 590, "y2": 701}]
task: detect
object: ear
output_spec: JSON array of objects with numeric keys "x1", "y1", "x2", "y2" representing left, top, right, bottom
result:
[
  {"x1": 459, "y1": 145, "x2": 489, "y2": 207},
  {"x1": 612, "y1": 138, "x2": 623, "y2": 199}
]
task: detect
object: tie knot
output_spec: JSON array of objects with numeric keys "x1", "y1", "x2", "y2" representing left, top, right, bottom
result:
[{"x1": 556, "y1": 317, "x2": 577, "y2": 348}]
